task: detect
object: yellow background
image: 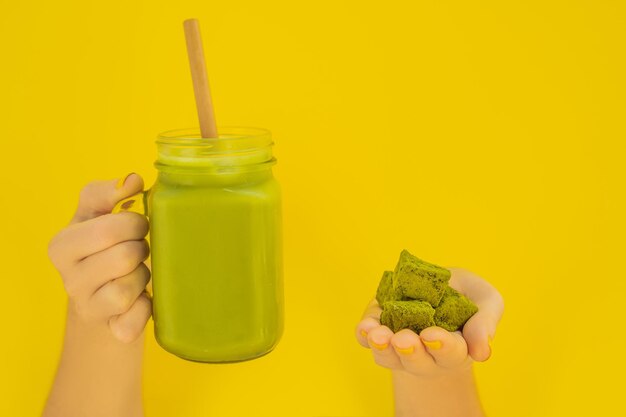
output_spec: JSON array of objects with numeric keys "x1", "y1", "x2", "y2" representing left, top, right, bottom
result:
[{"x1": 1, "y1": 0, "x2": 624, "y2": 415}]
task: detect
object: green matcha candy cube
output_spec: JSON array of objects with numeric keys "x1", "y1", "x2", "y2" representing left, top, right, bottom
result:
[
  {"x1": 376, "y1": 271, "x2": 397, "y2": 305},
  {"x1": 380, "y1": 300, "x2": 435, "y2": 334},
  {"x1": 433, "y1": 287, "x2": 479, "y2": 332},
  {"x1": 393, "y1": 250, "x2": 450, "y2": 307}
]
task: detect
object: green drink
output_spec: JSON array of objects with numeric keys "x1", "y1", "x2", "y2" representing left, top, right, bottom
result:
[{"x1": 145, "y1": 127, "x2": 283, "y2": 362}]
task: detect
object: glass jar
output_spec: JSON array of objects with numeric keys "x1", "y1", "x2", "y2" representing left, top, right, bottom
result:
[{"x1": 136, "y1": 127, "x2": 283, "y2": 363}]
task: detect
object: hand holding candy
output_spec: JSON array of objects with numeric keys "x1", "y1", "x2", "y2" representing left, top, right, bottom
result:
[{"x1": 355, "y1": 268, "x2": 504, "y2": 378}]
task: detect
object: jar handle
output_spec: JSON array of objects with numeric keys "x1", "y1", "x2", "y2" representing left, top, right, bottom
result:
[{"x1": 112, "y1": 190, "x2": 150, "y2": 216}]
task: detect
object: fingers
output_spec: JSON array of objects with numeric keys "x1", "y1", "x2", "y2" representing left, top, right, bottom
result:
[
  {"x1": 75, "y1": 239, "x2": 150, "y2": 295},
  {"x1": 47, "y1": 173, "x2": 152, "y2": 339},
  {"x1": 361, "y1": 299, "x2": 382, "y2": 321},
  {"x1": 357, "y1": 265, "x2": 504, "y2": 375},
  {"x1": 357, "y1": 299, "x2": 436, "y2": 373},
  {"x1": 355, "y1": 299, "x2": 383, "y2": 348},
  {"x1": 449, "y1": 268, "x2": 504, "y2": 318},
  {"x1": 88, "y1": 263, "x2": 151, "y2": 320},
  {"x1": 449, "y1": 268, "x2": 504, "y2": 362},
  {"x1": 49, "y1": 212, "x2": 149, "y2": 267},
  {"x1": 367, "y1": 325, "x2": 403, "y2": 370},
  {"x1": 463, "y1": 309, "x2": 501, "y2": 362},
  {"x1": 71, "y1": 173, "x2": 144, "y2": 224},
  {"x1": 418, "y1": 327, "x2": 471, "y2": 369},
  {"x1": 389, "y1": 329, "x2": 437, "y2": 375},
  {"x1": 355, "y1": 317, "x2": 380, "y2": 348},
  {"x1": 109, "y1": 291, "x2": 152, "y2": 343}
]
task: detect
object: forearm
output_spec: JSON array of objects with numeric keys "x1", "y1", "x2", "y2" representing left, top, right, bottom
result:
[
  {"x1": 392, "y1": 366, "x2": 485, "y2": 417},
  {"x1": 43, "y1": 301, "x2": 145, "y2": 417}
]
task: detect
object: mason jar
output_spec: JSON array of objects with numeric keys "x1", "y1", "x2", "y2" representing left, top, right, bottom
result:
[{"x1": 121, "y1": 127, "x2": 284, "y2": 363}]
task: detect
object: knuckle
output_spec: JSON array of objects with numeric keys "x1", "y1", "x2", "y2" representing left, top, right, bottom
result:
[
  {"x1": 108, "y1": 283, "x2": 134, "y2": 314},
  {"x1": 78, "y1": 182, "x2": 99, "y2": 205},
  {"x1": 141, "y1": 240, "x2": 150, "y2": 259},
  {"x1": 373, "y1": 356, "x2": 396, "y2": 369},
  {"x1": 47, "y1": 238, "x2": 60, "y2": 266},
  {"x1": 372, "y1": 355, "x2": 385, "y2": 366},
  {"x1": 136, "y1": 293, "x2": 152, "y2": 314},
  {"x1": 108, "y1": 242, "x2": 140, "y2": 277},
  {"x1": 118, "y1": 240, "x2": 136, "y2": 258},
  {"x1": 127, "y1": 266, "x2": 148, "y2": 289},
  {"x1": 47, "y1": 232, "x2": 68, "y2": 268},
  {"x1": 137, "y1": 263, "x2": 151, "y2": 285},
  {"x1": 120, "y1": 241, "x2": 144, "y2": 264},
  {"x1": 111, "y1": 320, "x2": 141, "y2": 344},
  {"x1": 125, "y1": 212, "x2": 149, "y2": 235},
  {"x1": 71, "y1": 300, "x2": 90, "y2": 321},
  {"x1": 63, "y1": 277, "x2": 81, "y2": 298},
  {"x1": 92, "y1": 216, "x2": 117, "y2": 247}
]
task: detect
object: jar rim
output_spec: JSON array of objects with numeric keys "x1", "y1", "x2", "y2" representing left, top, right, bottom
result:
[
  {"x1": 155, "y1": 126, "x2": 274, "y2": 169},
  {"x1": 157, "y1": 126, "x2": 271, "y2": 145}
]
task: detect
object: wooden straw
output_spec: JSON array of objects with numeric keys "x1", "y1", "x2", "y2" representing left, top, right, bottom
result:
[{"x1": 183, "y1": 18, "x2": 219, "y2": 138}]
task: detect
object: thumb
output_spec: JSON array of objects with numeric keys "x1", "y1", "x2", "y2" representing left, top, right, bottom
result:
[
  {"x1": 449, "y1": 268, "x2": 504, "y2": 362},
  {"x1": 71, "y1": 173, "x2": 144, "y2": 224},
  {"x1": 462, "y1": 290, "x2": 504, "y2": 362},
  {"x1": 462, "y1": 310, "x2": 499, "y2": 362}
]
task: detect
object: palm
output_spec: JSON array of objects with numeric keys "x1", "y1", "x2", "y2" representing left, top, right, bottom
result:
[{"x1": 355, "y1": 268, "x2": 504, "y2": 377}]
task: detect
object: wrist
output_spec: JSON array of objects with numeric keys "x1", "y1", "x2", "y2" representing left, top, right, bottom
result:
[
  {"x1": 45, "y1": 299, "x2": 146, "y2": 417},
  {"x1": 64, "y1": 298, "x2": 145, "y2": 350},
  {"x1": 391, "y1": 365, "x2": 484, "y2": 417},
  {"x1": 391, "y1": 362, "x2": 474, "y2": 382}
]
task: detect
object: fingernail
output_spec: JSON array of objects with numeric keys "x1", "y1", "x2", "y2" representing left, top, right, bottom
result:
[
  {"x1": 395, "y1": 345, "x2": 414, "y2": 355},
  {"x1": 116, "y1": 173, "x2": 136, "y2": 190},
  {"x1": 360, "y1": 329, "x2": 368, "y2": 338},
  {"x1": 120, "y1": 199, "x2": 136, "y2": 210},
  {"x1": 370, "y1": 341, "x2": 388, "y2": 351},
  {"x1": 422, "y1": 340, "x2": 442, "y2": 350}
]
